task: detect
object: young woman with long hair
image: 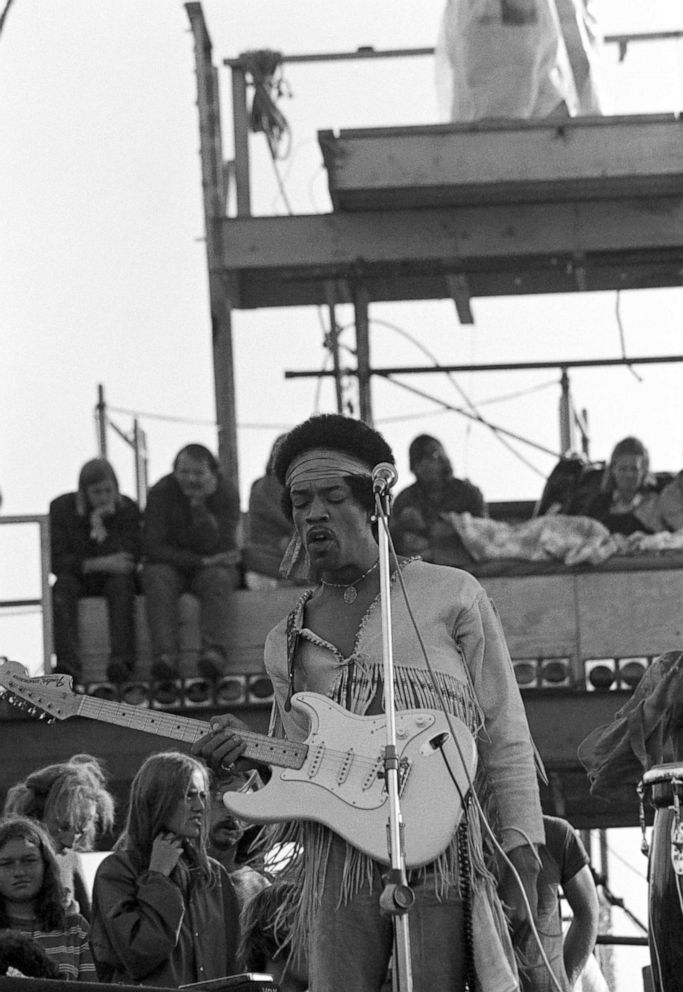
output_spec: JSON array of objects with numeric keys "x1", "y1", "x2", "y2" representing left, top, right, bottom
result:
[{"x1": 90, "y1": 751, "x2": 240, "y2": 987}]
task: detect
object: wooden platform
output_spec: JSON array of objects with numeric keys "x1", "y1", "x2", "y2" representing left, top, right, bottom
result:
[
  {"x1": 2, "y1": 558, "x2": 682, "y2": 827},
  {"x1": 319, "y1": 114, "x2": 683, "y2": 211}
]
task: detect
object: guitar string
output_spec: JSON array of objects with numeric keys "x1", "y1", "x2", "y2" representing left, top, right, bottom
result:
[
  {"x1": 78, "y1": 697, "x2": 391, "y2": 769},
  {"x1": 12, "y1": 688, "x2": 441, "y2": 775}
]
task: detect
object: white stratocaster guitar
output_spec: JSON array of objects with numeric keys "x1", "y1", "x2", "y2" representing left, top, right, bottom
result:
[{"x1": 0, "y1": 661, "x2": 477, "y2": 868}]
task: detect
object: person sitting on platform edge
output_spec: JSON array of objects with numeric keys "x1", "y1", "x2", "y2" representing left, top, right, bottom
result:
[
  {"x1": 243, "y1": 433, "x2": 300, "y2": 589},
  {"x1": 89, "y1": 751, "x2": 240, "y2": 987},
  {"x1": 50, "y1": 457, "x2": 140, "y2": 683},
  {"x1": 584, "y1": 436, "x2": 659, "y2": 536},
  {"x1": 142, "y1": 443, "x2": 240, "y2": 682},
  {"x1": 390, "y1": 433, "x2": 486, "y2": 570},
  {"x1": 192, "y1": 412, "x2": 545, "y2": 992}
]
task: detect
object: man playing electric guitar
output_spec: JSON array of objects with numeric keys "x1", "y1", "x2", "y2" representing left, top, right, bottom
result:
[{"x1": 193, "y1": 414, "x2": 545, "y2": 992}]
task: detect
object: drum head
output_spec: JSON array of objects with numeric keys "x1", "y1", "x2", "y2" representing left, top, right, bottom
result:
[{"x1": 642, "y1": 762, "x2": 683, "y2": 808}]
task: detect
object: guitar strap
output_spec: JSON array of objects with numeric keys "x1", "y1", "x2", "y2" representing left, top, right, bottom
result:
[{"x1": 284, "y1": 594, "x2": 312, "y2": 711}]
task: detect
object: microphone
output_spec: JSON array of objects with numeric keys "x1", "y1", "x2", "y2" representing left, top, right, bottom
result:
[{"x1": 372, "y1": 462, "x2": 399, "y2": 495}]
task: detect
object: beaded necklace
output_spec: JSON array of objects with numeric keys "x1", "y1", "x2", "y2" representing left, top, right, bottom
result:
[{"x1": 319, "y1": 560, "x2": 379, "y2": 604}]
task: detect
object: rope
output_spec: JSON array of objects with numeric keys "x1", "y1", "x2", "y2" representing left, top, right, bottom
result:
[{"x1": 242, "y1": 49, "x2": 291, "y2": 161}]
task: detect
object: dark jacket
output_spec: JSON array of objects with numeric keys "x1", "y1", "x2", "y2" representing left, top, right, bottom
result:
[
  {"x1": 390, "y1": 476, "x2": 486, "y2": 568},
  {"x1": 49, "y1": 492, "x2": 141, "y2": 576},
  {"x1": 142, "y1": 473, "x2": 240, "y2": 573},
  {"x1": 90, "y1": 849, "x2": 239, "y2": 986}
]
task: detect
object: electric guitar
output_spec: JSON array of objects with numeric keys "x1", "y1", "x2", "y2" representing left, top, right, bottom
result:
[{"x1": 0, "y1": 661, "x2": 477, "y2": 868}]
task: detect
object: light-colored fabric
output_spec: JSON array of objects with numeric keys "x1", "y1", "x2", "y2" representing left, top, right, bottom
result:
[
  {"x1": 264, "y1": 557, "x2": 544, "y2": 991},
  {"x1": 435, "y1": 0, "x2": 605, "y2": 122},
  {"x1": 284, "y1": 449, "x2": 372, "y2": 487},
  {"x1": 651, "y1": 474, "x2": 683, "y2": 533}
]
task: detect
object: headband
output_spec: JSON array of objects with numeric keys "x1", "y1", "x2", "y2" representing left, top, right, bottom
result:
[{"x1": 284, "y1": 449, "x2": 372, "y2": 489}]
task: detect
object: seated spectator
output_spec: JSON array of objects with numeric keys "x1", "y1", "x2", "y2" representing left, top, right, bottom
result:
[
  {"x1": 243, "y1": 434, "x2": 298, "y2": 589},
  {"x1": 584, "y1": 436, "x2": 659, "y2": 536},
  {"x1": 391, "y1": 433, "x2": 486, "y2": 568},
  {"x1": 652, "y1": 469, "x2": 683, "y2": 532},
  {"x1": 536, "y1": 454, "x2": 604, "y2": 518},
  {"x1": 50, "y1": 457, "x2": 140, "y2": 683},
  {"x1": 511, "y1": 815, "x2": 605, "y2": 992},
  {"x1": 0, "y1": 816, "x2": 96, "y2": 980},
  {"x1": 142, "y1": 444, "x2": 241, "y2": 682},
  {"x1": 3, "y1": 754, "x2": 115, "y2": 920},
  {"x1": 90, "y1": 751, "x2": 240, "y2": 987}
]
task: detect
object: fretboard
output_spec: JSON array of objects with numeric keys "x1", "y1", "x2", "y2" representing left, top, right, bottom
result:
[{"x1": 75, "y1": 694, "x2": 307, "y2": 770}]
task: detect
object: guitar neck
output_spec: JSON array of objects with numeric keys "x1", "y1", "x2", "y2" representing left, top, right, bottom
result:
[{"x1": 75, "y1": 695, "x2": 307, "y2": 770}]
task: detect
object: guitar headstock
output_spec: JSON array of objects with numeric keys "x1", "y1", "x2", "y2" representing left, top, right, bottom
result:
[{"x1": 0, "y1": 660, "x2": 84, "y2": 722}]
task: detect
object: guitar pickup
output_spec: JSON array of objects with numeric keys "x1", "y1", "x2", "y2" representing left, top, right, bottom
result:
[
  {"x1": 307, "y1": 741, "x2": 325, "y2": 779},
  {"x1": 337, "y1": 748, "x2": 355, "y2": 785}
]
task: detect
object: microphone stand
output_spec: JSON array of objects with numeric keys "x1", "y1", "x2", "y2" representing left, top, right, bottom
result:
[{"x1": 374, "y1": 485, "x2": 414, "y2": 992}]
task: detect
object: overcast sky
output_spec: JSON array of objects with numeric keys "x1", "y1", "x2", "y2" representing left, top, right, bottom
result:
[{"x1": 2, "y1": 0, "x2": 683, "y2": 521}]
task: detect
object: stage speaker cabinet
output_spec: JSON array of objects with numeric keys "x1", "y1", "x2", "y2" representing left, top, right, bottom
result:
[
  {"x1": 539, "y1": 657, "x2": 571, "y2": 689},
  {"x1": 85, "y1": 682, "x2": 121, "y2": 702},
  {"x1": 119, "y1": 682, "x2": 151, "y2": 708},
  {"x1": 247, "y1": 674, "x2": 275, "y2": 706},
  {"x1": 584, "y1": 658, "x2": 617, "y2": 691},
  {"x1": 512, "y1": 658, "x2": 539, "y2": 690},
  {"x1": 615, "y1": 656, "x2": 649, "y2": 690},
  {"x1": 216, "y1": 674, "x2": 247, "y2": 708},
  {"x1": 150, "y1": 678, "x2": 184, "y2": 710},
  {"x1": 182, "y1": 677, "x2": 214, "y2": 709}
]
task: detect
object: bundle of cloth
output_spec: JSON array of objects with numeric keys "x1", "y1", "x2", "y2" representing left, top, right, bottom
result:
[{"x1": 448, "y1": 512, "x2": 683, "y2": 567}]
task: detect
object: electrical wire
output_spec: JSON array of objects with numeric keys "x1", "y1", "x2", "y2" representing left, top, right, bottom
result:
[
  {"x1": 614, "y1": 291, "x2": 643, "y2": 383},
  {"x1": 328, "y1": 316, "x2": 554, "y2": 475},
  {"x1": 382, "y1": 375, "x2": 555, "y2": 472},
  {"x1": 605, "y1": 841, "x2": 647, "y2": 882},
  {"x1": 0, "y1": 0, "x2": 16, "y2": 40},
  {"x1": 374, "y1": 503, "x2": 564, "y2": 992}
]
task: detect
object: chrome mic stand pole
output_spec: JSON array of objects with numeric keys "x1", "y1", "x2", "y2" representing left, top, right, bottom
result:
[{"x1": 374, "y1": 481, "x2": 414, "y2": 992}]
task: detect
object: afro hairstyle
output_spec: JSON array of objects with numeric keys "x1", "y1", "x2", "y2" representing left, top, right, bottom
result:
[{"x1": 272, "y1": 414, "x2": 394, "y2": 519}]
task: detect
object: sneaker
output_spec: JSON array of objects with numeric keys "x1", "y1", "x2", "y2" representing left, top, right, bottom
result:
[
  {"x1": 106, "y1": 658, "x2": 134, "y2": 684},
  {"x1": 197, "y1": 648, "x2": 226, "y2": 682},
  {"x1": 151, "y1": 656, "x2": 178, "y2": 681},
  {"x1": 53, "y1": 660, "x2": 82, "y2": 681}
]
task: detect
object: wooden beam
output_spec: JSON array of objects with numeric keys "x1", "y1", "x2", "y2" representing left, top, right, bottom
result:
[
  {"x1": 445, "y1": 272, "x2": 474, "y2": 325},
  {"x1": 320, "y1": 115, "x2": 683, "y2": 211},
  {"x1": 353, "y1": 284, "x2": 373, "y2": 425},
  {"x1": 185, "y1": 4, "x2": 239, "y2": 486},
  {"x1": 220, "y1": 199, "x2": 683, "y2": 271}
]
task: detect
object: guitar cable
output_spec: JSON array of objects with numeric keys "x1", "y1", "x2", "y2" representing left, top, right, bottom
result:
[{"x1": 375, "y1": 506, "x2": 564, "y2": 992}]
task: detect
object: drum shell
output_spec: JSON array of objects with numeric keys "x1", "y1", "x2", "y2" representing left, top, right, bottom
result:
[{"x1": 643, "y1": 768, "x2": 683, "y2": 992}]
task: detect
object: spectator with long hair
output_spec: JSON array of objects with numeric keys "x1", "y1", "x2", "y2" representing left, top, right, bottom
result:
[
  {"x1": 90, "y1": 751, "x2": 240, "y2": 987},
  {"x1": 0, "y1": 816, "x2": 96, "y2": 980},
  {"x1": 3, "y1": 754, "x2": 115, "y2": 920},
  {"x1": 50, "y1": 457, "x2": 140, "y2": 682},
  {"x1": 585, "y1": 436, "x2": 659, "y2": 536}
]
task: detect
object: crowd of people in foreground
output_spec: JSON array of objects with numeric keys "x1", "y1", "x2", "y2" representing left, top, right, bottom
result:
[
  {"x1": 0, "y1": 749, "x2": 604, "y2": 991},
  {"x1": 50, "y1": 426, "x2": 683, "y2": 687},
  {"x1": 0, "y1": 751, "x2": 300, "y2": 989},
  {"x1": 2, "y1": 413, "x2": 621, "y2": 991}
]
